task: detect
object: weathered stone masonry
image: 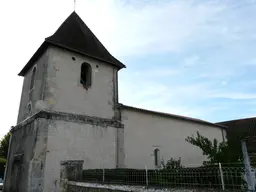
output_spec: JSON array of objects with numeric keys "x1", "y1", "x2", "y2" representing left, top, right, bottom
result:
[
  {"x1": 3, "y1": 110, "x2": 123, "y2": 192},
  {"x1": 4, "y1": 118, "x2": 48, "y2": 192}
]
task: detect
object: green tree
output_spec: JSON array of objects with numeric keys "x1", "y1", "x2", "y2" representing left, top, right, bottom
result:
[
  {"x1": 0, "y1": 132, "x2": 11, "y2": 159},
  {"x1": 185, "y1": 131, "x2": 242, "y2": 165},
  {"x1": 0, "y1": 132, "x2": 11, "y2": 178},
  {"x1": 161, "y1": 157, "x2": 184, "y2": 169}
]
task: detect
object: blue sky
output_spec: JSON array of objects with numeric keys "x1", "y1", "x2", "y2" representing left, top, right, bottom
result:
[
  {"x1": 117, "y1": 0, "x2": 256, "y2": 122},
  {"x1": 0, "y1": 0, "x2": 256, "y2": 137}
]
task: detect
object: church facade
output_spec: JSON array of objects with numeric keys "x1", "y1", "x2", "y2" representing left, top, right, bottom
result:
[{"x1": 4, "y1": 12, "x2": 226, "y2": 192}]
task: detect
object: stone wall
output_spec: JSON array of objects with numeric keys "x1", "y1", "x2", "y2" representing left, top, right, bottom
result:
[
  {"x1": 17, "y1": 50, "x2": 48, "y2": 123},
  {"x1": 43, "y1": 109, "x2": 123, "y2": 192},
  {"x1": 66, "y1": 182, "x2": 231, "y2": 192},
  {"x1": 3, "y1": 117, "x2": 48, "y2": 192}
]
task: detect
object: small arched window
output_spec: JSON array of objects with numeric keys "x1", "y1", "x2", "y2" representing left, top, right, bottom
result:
[
  {"x1": 80, "y1": 63, "x2": 92, "y2": 88},
  {"x1": 30, "y1": 66, "x2": 37, "y2": 90},
  {"x1": 154, "y1": 148, "x2": 160, "y2": 167}
]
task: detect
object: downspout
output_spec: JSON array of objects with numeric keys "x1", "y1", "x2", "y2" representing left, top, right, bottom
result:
[
  {"x1": 113, "y1": 68, "x2": 119, "y2": 168},
  {"x1": 113, "y1": 68, "x2": 124, "y2": 168}
]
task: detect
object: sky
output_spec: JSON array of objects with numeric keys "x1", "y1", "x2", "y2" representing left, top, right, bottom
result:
[{"x1": 0, "y1": 0, "x2": 256, "y2": 138}]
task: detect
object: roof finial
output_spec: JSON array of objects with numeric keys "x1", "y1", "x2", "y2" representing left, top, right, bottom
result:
[{"x1": 74, "y1": 0, "x2": 76, "y2": 11}]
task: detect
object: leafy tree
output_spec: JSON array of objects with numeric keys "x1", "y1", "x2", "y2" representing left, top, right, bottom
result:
[
  {"x1": 0, "y1": 132, "x2": 11, "y2": 159},
  {"x1": 161, "y1": 157, "x2": 184, "y2": 169},
  {"x1": 185, "y1": 131, "x2": 242, "y2": 165},
  {"x1": 0, "y1": 158, "x2": 6, "y2": 165},
  {"x1": 0, "y1": 131, "x2": 11, "y2": 178}
]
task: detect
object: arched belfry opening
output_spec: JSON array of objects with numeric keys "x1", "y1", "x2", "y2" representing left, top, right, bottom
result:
[{"x1": 80, "y1": 62, "x2": 92, "y2": 88}]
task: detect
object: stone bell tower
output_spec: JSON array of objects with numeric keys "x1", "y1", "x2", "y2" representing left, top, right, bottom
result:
[{"x1": 4, "y1": 11, "x2": 125, "y2": 192}]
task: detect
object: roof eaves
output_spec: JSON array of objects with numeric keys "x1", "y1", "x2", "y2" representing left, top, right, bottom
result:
[
  {"x1": 18, "y1": 42, "x2": 48, "y2": 76},
  {"x1": 45, "y1": 39, "x2": 126, "y2": 69},
  {"x1": 216, "y1": 117, "x2": 256, "y2": 125},
  {"x1": 18, "y1": 40, "x2": 126, "y2": 76},
  {"x1": 119, "y1": 104, "x2": 226, "y2": 129}
]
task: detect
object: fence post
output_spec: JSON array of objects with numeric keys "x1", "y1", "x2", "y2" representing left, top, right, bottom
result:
[
  {"x1": 219, "y1": 162, "x2": 225, "y2": 190},
  {"x1": 241, "y1": 140, "x2": 255, "y2": 191},
  {"x1": 145, "y1": 166, "x2": 148, "y2": 186},
  {"x1": 103, "y1": 167, "x2": 105, "y2": 183}
]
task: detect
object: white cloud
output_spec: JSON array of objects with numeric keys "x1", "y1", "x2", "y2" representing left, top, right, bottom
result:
[
  {"x1": 210, "y1": 92, "x2": 256, "y2": 100},
  {"x1": 131, "y1": 68, "x2": 179, "y2": 78},
  {"x1": 83, "y1": 0, "x2": 229, "y2": 57},
  {"x1": 119, "y1": 66, "x2": 256, "y2": 121},
  {"x1": 77, "y1": 0, "x2": 256, "y2": 58},
  {"x1": 220, "y1": 81, "x2": 227, "y2": 86}
]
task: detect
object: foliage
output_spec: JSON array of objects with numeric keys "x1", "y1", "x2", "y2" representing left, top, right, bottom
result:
[
  {"x1": 0, "y1": 132, "x2": 11, "y2": 159},
  {"x1": 0, "y1": 131, "x2": 11, "y2": 178},
  {"x1": 185, "y1": 131, "x2": 242, "y2": 165},
  {"x1": 161, "y1": 157, "x2": 184, "y2": 169},
  {"x1": 0, "y1": 157, "x2": 6, "y2": 165}
]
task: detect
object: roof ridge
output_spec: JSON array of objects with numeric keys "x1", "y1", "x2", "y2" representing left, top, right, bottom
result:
[
  {"x1": 217, "y1": 117, "x2": 256, "y2": 124},
  {"x1": 74, "y1": 12, "x2": 114, "y2": 58},
  {"x1": 72, "y1": 12, "x2": 90, "y2": 41}
]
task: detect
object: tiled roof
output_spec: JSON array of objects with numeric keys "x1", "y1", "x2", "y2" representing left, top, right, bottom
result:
[
  {"x1": 18, "y1": 11, "x2": 125, "y2": 76},
  {"x1": 217, "y1": 117, "x2": 256, "y2": 154},
  {"x1": 217, "y1": 117, "x2": 256, "y2": 138}
]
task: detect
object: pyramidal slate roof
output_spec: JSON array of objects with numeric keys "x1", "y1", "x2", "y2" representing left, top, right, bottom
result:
[{"x1": 18, "y1": 11, "x2": 125, "y2": 76}]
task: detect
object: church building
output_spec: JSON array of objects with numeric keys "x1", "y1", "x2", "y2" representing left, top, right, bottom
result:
[{"x1": 4, "y1": 12, "x2": 226, "y2": 192}]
